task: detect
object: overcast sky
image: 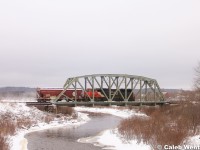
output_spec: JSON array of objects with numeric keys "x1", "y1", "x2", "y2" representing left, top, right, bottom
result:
[{"x1": 0, "y1": 0, "x2": 200, "y2": 89}]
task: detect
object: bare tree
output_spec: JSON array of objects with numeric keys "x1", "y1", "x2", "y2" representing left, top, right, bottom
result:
[{"x1": 194, "y1": 62, "x2": 200, "y2": 91}]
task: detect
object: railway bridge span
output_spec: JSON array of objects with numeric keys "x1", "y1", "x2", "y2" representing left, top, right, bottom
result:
[{"x1": 52, "y1": 74, "x2": 165, "y2": 106}]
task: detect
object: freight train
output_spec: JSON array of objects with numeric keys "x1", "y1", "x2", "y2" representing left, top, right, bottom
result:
[{"x1": 36, "y1": 88, "x2": 135, "y2": 102}]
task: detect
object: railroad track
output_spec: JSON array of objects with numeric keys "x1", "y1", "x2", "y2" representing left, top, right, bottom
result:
[
  {"x1": 1, "y1": 101, "x2": 179, "y2": 107},
  {"x1": 26, "y1": 102, "x2": 52, "y2": 106}
]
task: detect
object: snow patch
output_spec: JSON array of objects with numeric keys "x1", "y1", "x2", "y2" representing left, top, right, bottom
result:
[
  {"x1": 9, "y1": 132, "x2": 28, "y2": 150},
  {"x1": 184, "y1": 135, "x2": 200, "y2": 146},
  {"x1": 0, "y1": 97, "x2": 36, "y2": 102},
  {"x1": 78, "y1": 129, "x2": 151, "y2": 150},
  {"x1": 74, "y1": 106, "x2": 147, "y2": 118},
  {"x1": 76, "y1": 106, "x2": 149, "y2": 150}
]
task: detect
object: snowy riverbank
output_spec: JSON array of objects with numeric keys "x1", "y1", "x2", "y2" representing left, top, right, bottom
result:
[
  {"x1": 9, "y1": 111, "x2": 90, "y2": 150},
  {"x1": 1, "y1": 102, "x2": 199, "y2": 150},
  {"x1": 0, "y1": 102, "x2": 90, "y2": 150},
  {"x1": 74, "y1": 106, "x2": 147, "y2": 118},
  {"x1": 1, "y1": 102, "x2": 149, "y2": 150},
  {"x1": 76, "y1": 107, "x2": 200, "y2": 150},
  {"x1": 75, "y1": 107, "x2": 150, "y2": 150}
]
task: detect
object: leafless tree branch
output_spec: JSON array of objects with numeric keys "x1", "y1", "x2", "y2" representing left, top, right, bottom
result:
[{"x1": 194, "y1": 62, "x2": 200, "y2": 91}]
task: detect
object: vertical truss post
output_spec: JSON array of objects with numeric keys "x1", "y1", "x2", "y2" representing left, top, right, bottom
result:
[
  {"x1": 140, "y1": 79, "x2": 142, "y2": 101},
  {"x1": 145, "y1": 81, "x2": 147, "y2": 101},
  {"x1": 131, "y1": 78, "x2": 133, "y2": 99},
  {"x1": 75, "y1": 78, "x2": 77, "y2": 102},
  {"x1": 154, "y1": 82, "x2": 156, "y2": 101},
  {"x1": 125, "y1": 77, "x2": 127, "y2": 101},
  {"x1": 116, "y1": 77, "x2": 119, "y2": 87},
  {"x1": 85, "y1": 77, "x2": 87, "y2": 90},
  {"x1": 101, "y1": 76, "x2": 103, "y2": 89},
  {"x1": 116, "y1": 77, "x2": 119, "y2": 100},
  {"x1": 109, "y1": 76, "x2": 111, "y2": 101},
  {"x1": 92, "y1": 76, "x2": 94, "y2": 101}
]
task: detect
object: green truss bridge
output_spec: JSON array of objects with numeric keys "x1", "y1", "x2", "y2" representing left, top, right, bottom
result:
[{"x1": 51, "y1": 74, "x2": 166, "y2": 107}]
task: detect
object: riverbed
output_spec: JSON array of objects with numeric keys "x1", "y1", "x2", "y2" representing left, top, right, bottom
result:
[{"x1": 25, "y1": 114, "x2": 121, "y2": 150}]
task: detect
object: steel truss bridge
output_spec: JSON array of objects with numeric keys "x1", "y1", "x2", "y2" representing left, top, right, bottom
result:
[{"x1": 52, "y1": 74, "x2": 165, "y2": 106}]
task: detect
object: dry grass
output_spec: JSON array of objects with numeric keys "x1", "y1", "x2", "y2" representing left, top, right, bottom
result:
[
  {"x1": 0, "y1": 113, "x2": 16, "y2": 135},
  {"x1": 56, "y1": 106, "x2": 75, "y2": 116},
  {"x1": 0, "y1": 137, "x2": 8, "y2": 150},
  {"x1": 43, "y1": 114, "x2": 55, "y2": 124},
  {"x1": 0, "y1": 115, "x2": 37, "y2": 150},
  {"x1": 118, "y1": 102, "x2": 200, "y2": 148},
  {"x1": 80, "y1": 111, "x2": 105, "y2": 116},
  {"x1": 16, "y1": 118, "x2": 36, "y2": 129},
  {"x1": 0, "y1": 117, "x2": 16, "y2": 150},
  {"x1": 34, "y1": 105, "x2": 46, "y2": 111},
  {"x1": 35, "y1": 105, "x2": 76, "y2": 117}
]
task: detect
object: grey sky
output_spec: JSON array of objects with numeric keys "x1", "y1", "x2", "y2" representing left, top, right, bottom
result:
[{"x1": 0, "y1": 0, "x2": 200, "y2": 89}]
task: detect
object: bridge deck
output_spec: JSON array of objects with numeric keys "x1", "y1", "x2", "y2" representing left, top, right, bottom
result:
[{"x1": 51, "y1": 101, "x2": 168, "y2": 107}]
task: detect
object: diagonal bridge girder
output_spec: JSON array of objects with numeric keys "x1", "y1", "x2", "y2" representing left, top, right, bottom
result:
[{"x1": 53, "y1": 74, "x2": 165, "y2": 102}]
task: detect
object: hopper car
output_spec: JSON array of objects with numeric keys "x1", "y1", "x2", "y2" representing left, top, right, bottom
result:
[{"x1": 36, "y1": 88, "x2": 135, "y2": 102}]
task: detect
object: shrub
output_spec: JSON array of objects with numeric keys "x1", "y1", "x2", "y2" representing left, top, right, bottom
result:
[
  {"x1": 34, "y1": 105, "x2": 46, "y2": 111},
  {"x1": 0, "y1": 118, "x2": 16, "y2": 136},
  {"x1": 0, "y1": 137, "x2": 8, "y2": 150},
  {"x1": 43, "y1": 115, "x2": 54, "y2": 123},
  {"x1": 16, "y1": 118, "x2": 34, "y2": 129},
  {"x1": 118, "y1": 102, "x2": 200, "y2": 148},
  {"x1": 0, "y1": 117, "x2": 16, "y2": 150},
  {"x1": 56, "y1": 106, "x2": 75, "y2": 116}
]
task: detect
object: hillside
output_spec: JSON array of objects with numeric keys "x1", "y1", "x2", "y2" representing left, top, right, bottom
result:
[{"x1": 0, "y1": 87, "x2": 36, "y2": 100}]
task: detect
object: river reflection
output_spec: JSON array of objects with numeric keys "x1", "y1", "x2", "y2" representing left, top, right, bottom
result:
[{"x1": 25, "y1": 114, "x2": 121, "y2": 150}]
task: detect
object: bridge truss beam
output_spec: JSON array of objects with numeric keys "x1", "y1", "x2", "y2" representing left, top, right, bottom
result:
[{"x1": 54, "y1": 74, "x2": 164, "y2": 102}]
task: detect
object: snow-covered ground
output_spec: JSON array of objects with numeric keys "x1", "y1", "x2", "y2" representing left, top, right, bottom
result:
[
  {"x1": 185, "y1": 135, "x2": 200, "y2": 146},
  {"x1": 1, "y1": 102, "x2": 199, "y2": 150},
  {"x1": 10, "y1": 112, "x2": 90, "y2": 150},
  {"x1": 75, "y1": 106, "x2": 150, "y2": 150},
  {"x1": 0, "y1": 102, "x2": 90, "y2": 150},
  {"x1": 0, "y1": 97, "x2": 36, "y2": 102},
  {"x1": 78, "y1": 129, "x2": 150, "y2": 150},
  {"x1": 9, "y1": 111, "x2": 90, "y2": 150},
  {"x1": 0, "y1": 102, "x2": 149, "y2": 150},
  {"x1": 74, "y1": 106, "x2": 147, "y2": 118}
]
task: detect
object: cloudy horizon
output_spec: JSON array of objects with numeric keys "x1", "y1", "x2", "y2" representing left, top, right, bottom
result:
[{"x1": 0, "y1": 0, "x2": 200, "y2": 90}]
